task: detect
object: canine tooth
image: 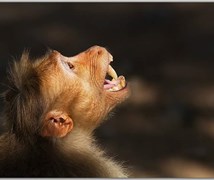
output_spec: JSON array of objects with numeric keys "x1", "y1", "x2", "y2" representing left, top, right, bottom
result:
[
  {"x1": 108, "y1": 65, "x2": 118, "y2": 80},
  {"x1": 119, "y1": 76, "x2": 126, "y2": 88},
  {"x1": 117, "y1": 84, "x2": 122, "y2": 90}
]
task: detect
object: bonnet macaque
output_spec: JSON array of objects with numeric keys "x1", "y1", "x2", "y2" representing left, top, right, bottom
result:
[{"x1": 0, "y1": 46, "x2": 129, "y2": 177}]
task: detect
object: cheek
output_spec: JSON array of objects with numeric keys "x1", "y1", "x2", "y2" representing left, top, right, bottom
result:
[
  {"x1": 70, "y1": 94, "x2": 107, "y2": 127},
  {"x1": 78, "y1": 57, "x2": 106, "y2": 83},
  {"x1": 41, "y1": 73, "x2": 79, "y2": 106}
]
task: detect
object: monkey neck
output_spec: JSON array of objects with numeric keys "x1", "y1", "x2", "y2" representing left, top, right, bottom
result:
[
  {"x1": 11, "y1": 127, "x2": 92, "y2": 148},
  {"x1": 2, "y1": 129, "x2": 127, "y2": 177}
]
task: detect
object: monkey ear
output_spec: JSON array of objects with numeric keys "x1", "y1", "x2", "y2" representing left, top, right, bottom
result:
[{"x1": 40, "y1": 110, "x2": 73, "y2": 138}]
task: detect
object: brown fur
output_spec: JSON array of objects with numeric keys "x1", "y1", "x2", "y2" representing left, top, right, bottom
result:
[{"x1": 0, "y1": 46, "x2": 129, "y2": 177}]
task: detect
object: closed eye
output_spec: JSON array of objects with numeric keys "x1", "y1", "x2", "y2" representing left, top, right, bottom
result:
[
  {"x1": 62, "y1": 60, "x2": 74, "y2": 72},
  {"x1": 67, "y1": 62, "x2": 74, "y2": 70}
]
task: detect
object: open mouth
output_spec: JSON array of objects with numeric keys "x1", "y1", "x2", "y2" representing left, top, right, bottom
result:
[{"x1": 104, "y1": 63, "x2": 126, "y2": 92}]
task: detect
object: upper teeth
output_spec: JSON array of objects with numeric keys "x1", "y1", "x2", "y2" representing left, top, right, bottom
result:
[
  {"x1": 108, "y1": 76, "x2": 126, "y2": 92},
  {"x1": 108, "y1": 65, "x2": 118, "y2": 80}
]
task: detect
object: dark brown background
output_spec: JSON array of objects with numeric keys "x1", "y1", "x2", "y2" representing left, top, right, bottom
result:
[{"x1": 0, "y1": 3, "x2": 214, "y2": 177}]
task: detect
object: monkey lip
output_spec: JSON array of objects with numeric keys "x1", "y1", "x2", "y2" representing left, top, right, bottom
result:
[{"x1": 104, "y1": 64, "x2": 127, "y2": 92}]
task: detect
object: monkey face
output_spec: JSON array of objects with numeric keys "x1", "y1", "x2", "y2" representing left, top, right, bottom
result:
[{"x1": 39, "y1": 46, "x2": 129, "y2": 135}]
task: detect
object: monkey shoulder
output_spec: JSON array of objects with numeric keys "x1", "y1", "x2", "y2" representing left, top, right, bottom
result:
[{"x1": 0, "y1": 133, "x2": 127, "y2": 177}]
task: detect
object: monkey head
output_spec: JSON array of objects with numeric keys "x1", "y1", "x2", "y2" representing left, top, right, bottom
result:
[{"x1": 5, "y1": 46, "x2": 129, "y2": 139}]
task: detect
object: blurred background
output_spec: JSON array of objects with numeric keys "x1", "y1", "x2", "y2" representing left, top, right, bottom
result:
[{"x1": 0, "y1": 2, "x2": 214, "y2": 177}]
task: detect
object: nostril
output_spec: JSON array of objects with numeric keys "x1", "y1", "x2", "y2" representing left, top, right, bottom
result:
[
  {"x1": 86, "y1": 45, "x2": 105, "y2": 56},
  {"x1": 91, "y1": 46, "x2": 104, "y2": 55},
  {"x1": 97, "y1": 49, "x2": 102, "y2": 55},
  {"x1": 90, "y1": 45, "x2": 102, "y2": 51}
]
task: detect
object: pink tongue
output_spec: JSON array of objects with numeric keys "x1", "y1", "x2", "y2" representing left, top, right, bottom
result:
[
  {"x1": 105, "y1": 79, "x2": 119, "y2": 85},
  {"x1": 104, "y1": 84, "x2": 115, "y2": 89},
  {"x1": 104, "y1": 79, "x2": 120, "y2": 90}
]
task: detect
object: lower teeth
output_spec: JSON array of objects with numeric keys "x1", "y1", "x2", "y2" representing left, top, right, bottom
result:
[{"x1": 107, "y1": 76, "x2": 126, "y2": 92}]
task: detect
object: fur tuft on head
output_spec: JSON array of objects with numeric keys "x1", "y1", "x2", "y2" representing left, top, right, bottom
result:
[{"x1": 3, "y1": 51, "x2": 44, "y2": 140}]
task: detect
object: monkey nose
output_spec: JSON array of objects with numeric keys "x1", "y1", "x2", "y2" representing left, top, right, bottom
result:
[{"x1": 86, "y1": 45, "x2": 106, "y2": 56}]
